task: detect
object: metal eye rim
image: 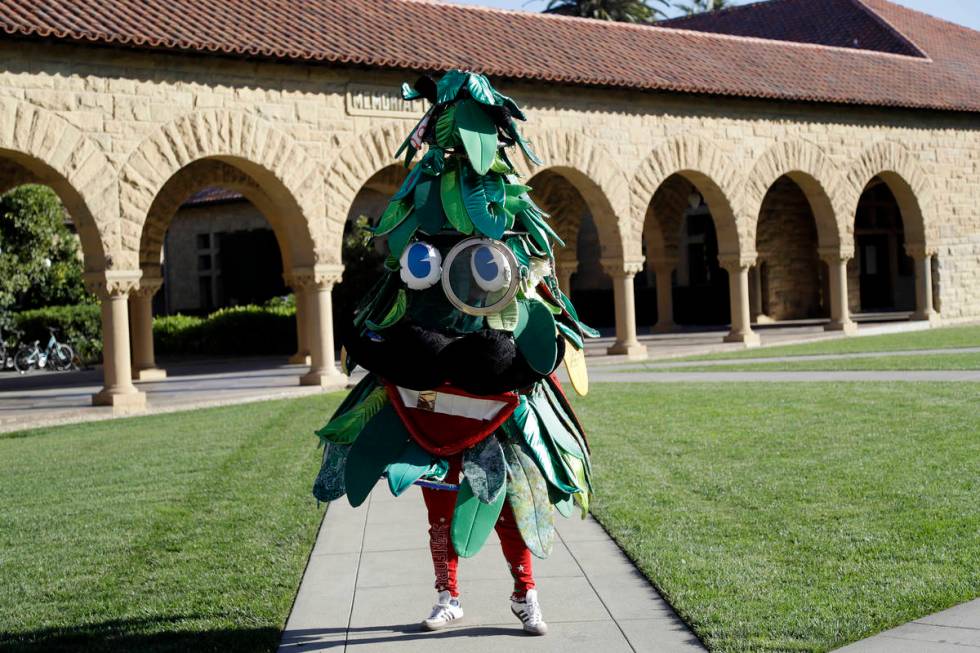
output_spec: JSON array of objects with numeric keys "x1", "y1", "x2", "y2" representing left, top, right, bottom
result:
[{"x1": 441, "y1": 237, "x2": 521, "y2": 316}]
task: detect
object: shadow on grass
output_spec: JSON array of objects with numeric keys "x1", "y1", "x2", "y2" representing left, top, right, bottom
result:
[{"x1": 0, "y1": 616, "x2": 280, "y2": 653}]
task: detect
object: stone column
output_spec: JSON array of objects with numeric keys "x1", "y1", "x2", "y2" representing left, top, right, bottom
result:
[
  {"x1": 85, "y1": 271, "x2": 146, "y2": 412},
  {"x1": 649, "y1": 257, "x2": 676, "y2": 334},
  {"x1": 602, "y1": 259, "x2": 647, "y2": 360},
  {"x1": 819, "y1": 249, "x2": 857, "y2": 334},
  {"x1": 284, "y1": 274, "x2": 311, "y2": 365},
  {"x1": 129, "y1": 276, "x2": 167, "y2": 380},
  {"x1": 719, "y1": 257, "x2": 761, "y2": 347},
  {"x1": 907, "y1": 243, "x2": 939, "y2": 323},
  {"x1": 555, "y1": 259, "x2": 578, "y2": 296},
  {"x1": 297, "y1": 265, "x2": 347, "y2": 388}
]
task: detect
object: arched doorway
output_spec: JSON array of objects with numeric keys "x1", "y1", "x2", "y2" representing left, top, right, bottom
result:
[{"x1": 850, "y1": 178, "x2": 916, "y2": 315}]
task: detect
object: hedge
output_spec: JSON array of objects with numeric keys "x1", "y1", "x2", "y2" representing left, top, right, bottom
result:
[
  {"x1": 5, "y1": 299, "x2": 298, "y2": 366},
  {"x1": 11, "y1": 303, "x2": 102, "y2": 363}
]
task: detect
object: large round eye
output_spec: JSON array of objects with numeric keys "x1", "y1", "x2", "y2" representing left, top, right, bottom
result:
[
  {"x1": 400, "y1": 241, "x2": 442, "y2": 290},
  {"x1": 470, "y1": 243, "x2": 511, "y2": 292}
]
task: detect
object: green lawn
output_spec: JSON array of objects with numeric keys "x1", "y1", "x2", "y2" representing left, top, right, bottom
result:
[
  {"x1": 629, "y1": 352, "x2": 980, "y2": 372},
  {"x1": 676, "y1": 324, "x2": 980, "y2": 362},
  {"x1": 575, "y1": 382, "x2": 980, "y2": 652},
  {"x1": 0, "y1": 393, "x2": 342, "y2": 652}
]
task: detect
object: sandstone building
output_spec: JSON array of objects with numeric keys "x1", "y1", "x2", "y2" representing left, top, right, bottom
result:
[{"x1": 0, "y1": 0, "x2": 977, "y2": 409}]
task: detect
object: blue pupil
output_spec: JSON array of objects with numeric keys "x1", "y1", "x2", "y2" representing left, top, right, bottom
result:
[
  {"x1": 473, "y1": 246, "x2": 498, "y2": 282},
  {"x1": 407, "y1": 244, "x2": 431, "y2": 278}
]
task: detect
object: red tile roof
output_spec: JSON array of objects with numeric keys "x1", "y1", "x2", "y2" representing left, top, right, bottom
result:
[
  {"x1": 657, "y1": 0, "x2": 924, "y2": 56},
  {"x1": 182, "y1": 187, "x2": 245, "y2": 207},
  {"x1": 1, "y1": 0, "x2": 978, "y2": 113}
]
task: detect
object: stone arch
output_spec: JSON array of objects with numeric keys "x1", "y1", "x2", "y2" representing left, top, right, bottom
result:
[
  {"x1": 0, "y1": 97, "x2": 116, "y2": 270},
  {"x1": 631, "y1": 136, "x2": 745, "y2": 261},
  {"x1": 513, "y1": 128, "x2": 633, "y2": 262},
  {"x1": 323, "y1": 121, "x2": 412, "y2": 260},
  {"x1": 844, "y1": 141, "x2": 932, "y2": 251},
  {"x1": 120, "y1": 109, "x2": 324, "y2": 271},
  {"x1": 743, "y1": 140, "x2": 846, "y2": 253},
  {"x1": 138, "y1": 160, "x2": 293, "y2": 272}
]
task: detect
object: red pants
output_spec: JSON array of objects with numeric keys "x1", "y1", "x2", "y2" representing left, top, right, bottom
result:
[{"x1": 421, "y1": 456, "x2": 534, "y2": 599}]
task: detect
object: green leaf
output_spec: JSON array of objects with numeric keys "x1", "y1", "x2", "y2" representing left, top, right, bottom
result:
[
  {"x1": 460, "y1": 164, "x2": 508, "y2": 239},
  {"x1": 502, "y1": 436, "x2": 555, "y2": 558},
  {"x1": 462, "y1": 436, "x2": 507, "y2": 504},
  {"x1": 451, "y1": 478, "x2": 507, "y2": 558},
  {"x1": 489, "y1": 152, "x2": 513, "y2": 174},
  {"x1": 440, "y1": 161, "x2": 475, "y2": 235},
  {"x1": 467, "y1": 73, "x2": 497, "y2": 105},
  {"x1": 392, "y1": 164, "x2": 423, "y2": 201},
  {"x1": 516, "y1": 299, "x2": 558, "y2": 374},
  {"x1": 556, "y1": 321, "x2": 584, "y2": 349},
  {"x1": 505, "y1": 237, "x2": 531, "y2": 268},
  {"x1": 386, "y1": 441, "x2": 433, "y2": 496},
  {"x1": 455, "y1": 100, "x2": 499, "y2": 176},
  {"x1": 395, "y1": 108, "x2": 431, "y2": 159},
  {"x1": 365, "y1": 289, "x2": 406, "y2": 331},
  {"x1": 564, "y1": 454, "x2": 591, "y2": 517},
  {"x1": 493, "y1": 89, "x2": 527, "y2": 121},
  {"x1": 374, "y1": 200, "x2": 413, "y2": 237},
  {"x1": 504, "y1": 399, "x2": 577, "y2": 494},
  {"x1": 422, "y1": 458, "x2": 450, "y2": 482},
  {"x1": 413, "y1": 177, "x2": 447, "y2": 235},
  {"x1": 401, "y1": 82, "x2": 423, "y2": 101},
  {"x1": 344, "y1": 404, "x2": 411, "y2": 507},
  {"x1": 386, "y1": 214, "x2": 418, "y2": 259},
  {"x1": 485, "y1": 300, "x2": 520, "y2": 331},
  {"x1": 312, "y1": 442, "x2": 350, "y2": 502},
  {"x1": 437, "y1": 70, "x2": 470, "y2": 104},
  {"x1": 551, "y1": 486, "x2": 574, "y2": 518},
  {"x1": 435, "y1": 105, "x2": 458, "y2": 148},
  {"x1": 528, "y1": 390, "x2": 586, "y2": 463},
  {"x1": 316, "y1": 385, "x2": 388, "y2": 445}
]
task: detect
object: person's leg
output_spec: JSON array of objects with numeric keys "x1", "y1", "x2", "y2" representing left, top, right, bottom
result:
[
  {"x1": 421, "y1": 482, "x2": 460, "y2": 597},
  {"x1": 495, "y1": 501, "x2": 548, "y2": 635},
  {"x1": 419, "y1": 457, "x2": 465, "y2": 630},
  {"x1": 494, "y1": 502, "x2": 535, "y2": 598}
]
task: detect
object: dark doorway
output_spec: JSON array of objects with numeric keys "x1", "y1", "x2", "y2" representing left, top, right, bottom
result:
[
  {"x1": 218, "y1": 229, "x2": 286, "y2": 306},
  {"x1": 674, "y1": 211, "x2": 729, "y2": 325},
  {"x1": 853, "y1": 181, "x2": 914, "y2": 312}
]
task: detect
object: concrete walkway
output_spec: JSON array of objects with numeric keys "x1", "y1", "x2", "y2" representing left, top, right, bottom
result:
[
  {"x1": 835, "y1": 599, "x2": 980, "y2": 652},
  {"x1": 278, "y1": 485, "x2": 704, "y2": 653},
  {"x1": 622, "y1": 346, "x2": 980, "y2": 370},
  {"x1": 587, "y1": 370, "x2": 980, "y2": 383}
]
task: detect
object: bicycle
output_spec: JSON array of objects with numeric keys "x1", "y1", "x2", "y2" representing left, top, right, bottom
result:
[{"x1": 14, "y1": 327, "x2": 76, "y2": 374}]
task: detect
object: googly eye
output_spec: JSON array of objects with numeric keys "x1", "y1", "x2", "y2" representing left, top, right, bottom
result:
[
  {"x1": 399, "y1": 241, "x2": 442, "y2": 290},
  {"x1": 470, "y1": 243, "x2": 511, "y2": 292}
]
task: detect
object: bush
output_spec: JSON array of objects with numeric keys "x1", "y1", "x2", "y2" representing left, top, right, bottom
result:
[
  {"x1": 11, "y1": 303, "x2": 102, "y2": 363},
  {"x1": 153, "y1": 303, "x2": 297, "y2": 357}
]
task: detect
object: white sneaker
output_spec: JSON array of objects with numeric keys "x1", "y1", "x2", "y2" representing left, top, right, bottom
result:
[
  {"x1": 421, "y1": 590, "x2": 464, "y2": 631},
  {"x1": 511, "y1": 588, "x2": 548, "y2": 635}
]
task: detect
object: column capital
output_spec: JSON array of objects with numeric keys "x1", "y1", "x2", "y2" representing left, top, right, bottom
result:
[
  {"x1": 84, "y1": 270, "x2": 142, "y2": 299},
  {"x1": 600, "y1": 257, "x2": 644, "y2": 277},
  {"x1": 290, "y1": 264, "x2": 345, "y2": 290},
  {"x1": 904, "y1": 242, "x2": 937, "y2": 259},
  {"x1": 818, "y1": 246, "x2": 853, "y2": 263},
  {"x1": 132, "y1": 276, "x2": 163, "y2": 298},
  {"x1": 717, "y1": 254, "x2": 756, "y2": 273}
]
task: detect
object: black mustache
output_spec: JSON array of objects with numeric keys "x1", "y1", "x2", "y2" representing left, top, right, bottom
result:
[{"x1": 342, "y1": 321, "x2": 564, "y2": 396}]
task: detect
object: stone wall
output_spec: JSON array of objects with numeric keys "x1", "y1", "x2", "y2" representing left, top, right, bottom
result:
[{"x1": 0, "y1": 39, "x2": 978, "y2": 321}]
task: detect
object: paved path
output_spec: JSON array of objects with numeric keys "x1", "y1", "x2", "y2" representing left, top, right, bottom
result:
[
  {"x1": 835, "y1": 599, "x2": 980, "y2": 652},
  {"x1": 278, "y1": 486, "x2": 704, "y2": 653}
]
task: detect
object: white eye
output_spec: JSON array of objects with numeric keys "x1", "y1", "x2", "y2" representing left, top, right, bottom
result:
[
  {"x1": 399, "y1": 241, "x2": 442, "y2": 290},
  {"x1": 470, "y1": 243, "x2": 511, "y2": 292}
]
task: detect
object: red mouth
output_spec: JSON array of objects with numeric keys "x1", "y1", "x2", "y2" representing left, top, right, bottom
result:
[{"x1": 384, "y1": 382, "x2": 519, "y2": 457}]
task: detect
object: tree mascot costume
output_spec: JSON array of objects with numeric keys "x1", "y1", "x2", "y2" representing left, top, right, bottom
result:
[{"x1": 312, "y1": 69, "x2": 596, "y2": 636}]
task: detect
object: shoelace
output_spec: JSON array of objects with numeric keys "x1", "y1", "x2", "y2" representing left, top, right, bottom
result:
[
  {"x1": 516, "y1": 599, "x2": 543, "y2": 625},
  {"x1": 428, "y1": 603, "x2": 458, "y2": 620}
]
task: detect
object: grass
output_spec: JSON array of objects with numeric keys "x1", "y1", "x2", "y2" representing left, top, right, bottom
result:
[
  {"x1": 574, "y1": 382, "x2": 980, "y2": 652},
  {"x1": 630, "y1": 352, "x2": 980, "y2": 372},
  {"x1": 0, "y1": 392, "x2": 343, "y2": 652},
  {"x1": 675, "y1": 324, "x2": 980, "y2": 362}
]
